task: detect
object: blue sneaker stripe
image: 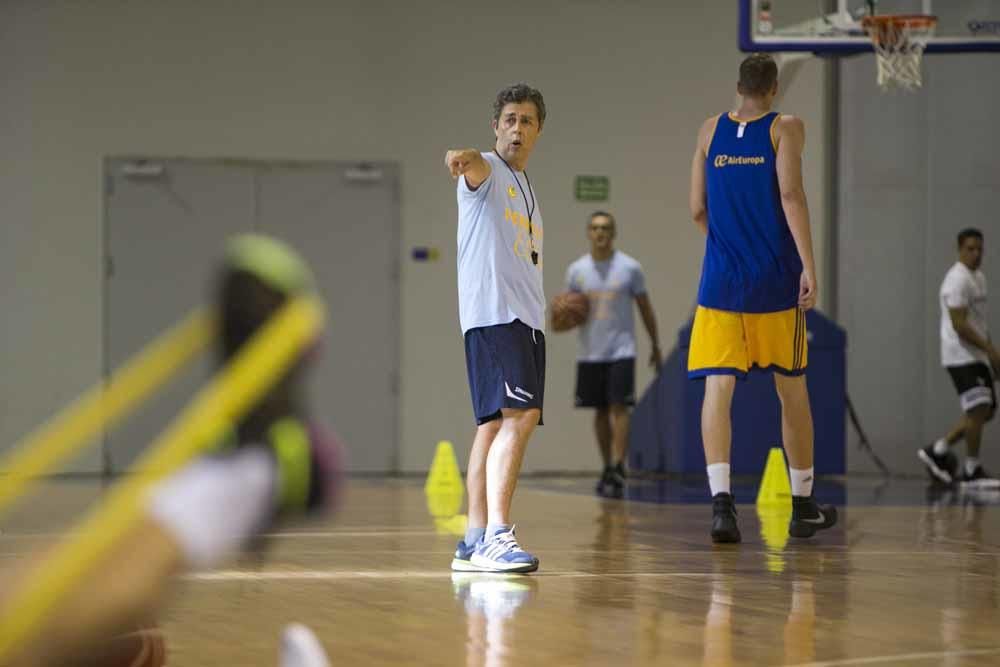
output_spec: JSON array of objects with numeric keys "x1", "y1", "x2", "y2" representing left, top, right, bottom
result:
[{"x1": 472, "y1": 526, "x2": 537, "y2": 568}]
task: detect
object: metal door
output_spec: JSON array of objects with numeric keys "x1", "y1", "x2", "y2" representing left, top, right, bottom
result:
[{"x1": 104, "y1": 158, "x2": 399, "y2": 473}]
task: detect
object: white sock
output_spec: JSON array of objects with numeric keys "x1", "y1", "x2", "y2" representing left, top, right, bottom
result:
[
  {"x1": 707, "y1": 463, "x2": 731, "y2": 497},
  {"x1": 933, "y1": 438, "x2": 949, "y2": 456},
  {"x1": 965, "y1": 457, "x2": 980, "y2": 475},
  {"x1": 280, "y1": 623, "x2": 331, "y2": 667},
  {"x1": 148, "y1": 448, "x2": 276, "y2": 570},
  {"x1": 790, "y1": 467, "x2": 814, "y2": 498}
]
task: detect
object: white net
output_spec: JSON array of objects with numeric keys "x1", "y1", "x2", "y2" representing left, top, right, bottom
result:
[{"x1": 862, "y1": 16, "x2": 938, "y2": 91}]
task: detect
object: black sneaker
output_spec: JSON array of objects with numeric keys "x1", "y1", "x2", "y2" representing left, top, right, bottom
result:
[
  {"x1": 606, "y1": 463, "x2": 625, "y2": 498},
  {"x1": 711, "y1": 493, "x2": 741, "y2": 543},
  {"x1": 917, "y1": 444, "x2": 957, "y2": 485},
  {"x1": 595, "y1": 468, "x2": 612, "y2": 496},
  {"x1": 596, "y1": 465, "x2": 625, "y2": 498},
  {"x1": 789, "y1": 495, "x2": 838, "y2": 538},
  {"x1": 959, "y1": 464, "x2": 1000, "y2": 488}
]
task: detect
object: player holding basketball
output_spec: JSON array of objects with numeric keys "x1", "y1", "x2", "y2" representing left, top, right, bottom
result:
[
  {"x1": 564, "y1": 211, "x2": 661, "y2": 497},
  {"x1": 919, "y1": 229, "x2": 999, "y2": 487},
  {"x1": 444, "y1": 83, "x2": 546, "y2": 573},
  {"x1": 1, "y1": 235, "x2": 340, "y2": 667},
  {"x1": 688, "y1": 53, "x2": 836, "y2": 543}
]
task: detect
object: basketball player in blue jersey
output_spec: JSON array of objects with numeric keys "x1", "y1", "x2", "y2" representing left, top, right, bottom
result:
[
  {"x1": 444, "y1": 83, "x2": 546, "y2": 573},
  {"x1": 688, "y1": 54, "x2": 837, "y2": 543}
]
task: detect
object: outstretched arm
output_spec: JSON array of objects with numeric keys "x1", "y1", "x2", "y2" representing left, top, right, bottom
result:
[
  {"x1": 445, "y1": 149, "x2": 491, "y2": 190},
  {"x1": 774, "y1": 115, "x2": 818, "y2": 311}
]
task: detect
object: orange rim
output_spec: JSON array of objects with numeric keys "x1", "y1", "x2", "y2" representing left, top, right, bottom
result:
[
  {"x1": 861, "y1": 14, "x2": 937, "y2": 46},
  {"x1": 861, "y1": 14, "x2": 938, "y2": 30}
]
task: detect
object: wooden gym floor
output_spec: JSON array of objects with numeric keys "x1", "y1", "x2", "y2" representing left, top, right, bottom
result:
[{"x1": 2, "y1": 476, "x2": 1000, "y2": 666}]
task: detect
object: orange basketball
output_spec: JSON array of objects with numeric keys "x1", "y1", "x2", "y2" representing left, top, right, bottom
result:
[{"x1": 550, "y1": 291, "x2": 590, "y2": 332}]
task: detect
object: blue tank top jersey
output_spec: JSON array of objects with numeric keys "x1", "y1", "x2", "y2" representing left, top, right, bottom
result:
[{"x1": 697, "y1": 111, "x2": 802, "y2": 313}]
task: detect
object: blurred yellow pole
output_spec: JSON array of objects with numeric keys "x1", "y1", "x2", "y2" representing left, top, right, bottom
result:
[
  {"x1": 0, "y1": 296, "x2": 324, "y2": 661},
  {"x1": 0, "y1": 309, "x2": 215, "y2": 518}
]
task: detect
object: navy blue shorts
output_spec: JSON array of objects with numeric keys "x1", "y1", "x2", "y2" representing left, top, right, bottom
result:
[{"x1": 464, "y1": 319, "x2": 545, "y2": 425}]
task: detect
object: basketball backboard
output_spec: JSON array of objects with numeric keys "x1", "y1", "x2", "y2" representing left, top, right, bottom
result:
[{"x1": 740, "y1": 0, "x2": 1000, "y2": 53}]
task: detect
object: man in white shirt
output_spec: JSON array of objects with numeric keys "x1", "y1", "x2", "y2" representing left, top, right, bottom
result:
[
  {"x1": 919, "y1": 229, "x2": 1000, "y2": 486},
  {"x1": 564, "y1": 211, "x2": 661, "y2": 497},
  {"x1": 445, "y1": 83, "x2": 546, "y2": 573}
]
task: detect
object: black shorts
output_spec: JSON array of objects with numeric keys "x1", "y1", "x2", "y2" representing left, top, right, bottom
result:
[
  {"x1": 575, "y1": 358, "x2": 636, "y2": 408},
  {"x1": 464, "y1": 319, "x2": 545, "y2": 425},
  {"x1": 947, "y1": 362, "x2": 997, "y2": 413}
]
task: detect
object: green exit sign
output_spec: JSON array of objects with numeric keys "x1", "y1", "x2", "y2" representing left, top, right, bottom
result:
[{"x1": 574, "y1": 175, "x2": 609, "y2": 202}]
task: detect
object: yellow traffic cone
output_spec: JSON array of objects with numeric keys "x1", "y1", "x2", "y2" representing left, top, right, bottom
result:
[
  {"x1": 434, "y1": 514, "x2": 468, "y2": 536},
  {"x1": 757, "y1": 504, "x2": 793, "y2": 573},
  {"x1": 756, "y1": 447, "x2": 792, "y2": 508},
  {"x1": 425, "y1": 440, "x2": 465, "y2": 518}
]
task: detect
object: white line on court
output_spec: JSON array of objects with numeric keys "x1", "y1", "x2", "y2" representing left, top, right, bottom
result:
[
  {"x1": 2, "y1": 529, "x2": 998, "y2": 560},
  {"x1": 186, "y1": 570, "x2": 719, "y2": 582},
  {"x1": 0, "y1": 529, "x2": 441, "y2": 540},
  {"x1": 780, "y1": 647, "x2": 1000, "y2": 666},
  {"x1": 260, "y1": 530, "x2": 440, "y2": 538}
]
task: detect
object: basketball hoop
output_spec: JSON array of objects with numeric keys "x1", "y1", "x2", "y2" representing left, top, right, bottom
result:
[{"x1": 861, "y1": 14, "x2": 938, "y2": 91}]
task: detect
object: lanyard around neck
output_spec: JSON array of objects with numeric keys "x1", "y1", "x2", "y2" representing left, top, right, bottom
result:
[{"x1": 494, "y1": 150, "x2": 538, "y2": 266}]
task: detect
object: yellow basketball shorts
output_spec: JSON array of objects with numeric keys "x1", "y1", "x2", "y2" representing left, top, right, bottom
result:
[{"x1": 687, "y1": 306, "x2": 807, "y2": 378}]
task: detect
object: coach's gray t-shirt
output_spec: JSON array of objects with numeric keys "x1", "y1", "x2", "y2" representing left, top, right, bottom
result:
[
  {"x1": 565, "y1": 250, "x2": 646, "y2": 362},
  {"x1": 456, "y1": 151, "x2": 545, "y2": 334}
]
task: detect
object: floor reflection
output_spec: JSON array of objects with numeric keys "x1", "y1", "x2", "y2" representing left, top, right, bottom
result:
[{"x1": 453, "y1": 573, "x2": 539, "y2": 667}]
